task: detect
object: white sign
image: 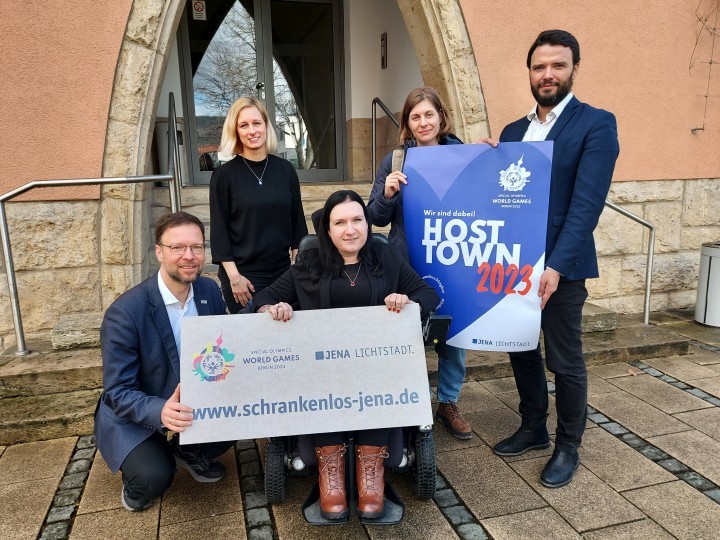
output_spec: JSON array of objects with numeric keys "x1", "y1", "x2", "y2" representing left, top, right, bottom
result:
[
  {"x1": 179, "y1": 305, "x2": 432, "y2": 444},
  {"x1": 192, "y1": 0, "x2": 207, "y2": 21}
]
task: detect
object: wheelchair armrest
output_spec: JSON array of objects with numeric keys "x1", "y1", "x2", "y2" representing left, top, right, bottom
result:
[{"x1": 422, "y1": 313, "x2": 451, "y2": 346}]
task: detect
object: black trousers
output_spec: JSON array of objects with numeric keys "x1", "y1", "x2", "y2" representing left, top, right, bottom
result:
[
  {"x1": 508, "y1": 279, "x2": 588, "y2": 451},
  {"x1": 218, "y1": 265, "x2": 288, "y2": 314},
  {"x1": 120, "y1": 432, "x2": 234, "y2": 506},
  {"x1": 313, "y1": 429, "x2": 391, "y2": 448}
]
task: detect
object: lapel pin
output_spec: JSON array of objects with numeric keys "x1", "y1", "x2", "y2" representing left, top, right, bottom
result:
[{"x1": 201, "y1": 299, "x2": 207, "y2": 304}]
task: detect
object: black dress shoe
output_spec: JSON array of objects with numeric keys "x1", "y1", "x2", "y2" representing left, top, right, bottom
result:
[
  {"x1": 493, "y1": 427, "x2": 550, "y2": 456},
  {"x1": 540, "y1": 449, "x2": 579, "y2": 488}
]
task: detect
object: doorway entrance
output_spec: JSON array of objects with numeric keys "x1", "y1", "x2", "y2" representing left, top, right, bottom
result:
[{"x1": 178, "y1": 0, "x2": 344, "y2": 185}]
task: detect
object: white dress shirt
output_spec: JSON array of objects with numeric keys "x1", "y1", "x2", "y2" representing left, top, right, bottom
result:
[
  {"x1": 157, "y1": 272, "x2": 198, "y2": 355},
  {"x1": 523, "y1": 92, "x2": 574, "y2": 142}
]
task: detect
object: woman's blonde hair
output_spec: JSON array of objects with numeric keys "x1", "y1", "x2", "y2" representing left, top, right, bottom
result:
[
  {"x1": 398, "y1": 87, "x2": 453, "y2": 144},
  {"x1": 218, "y1": 96, "x2": 277, "y2": 161}
]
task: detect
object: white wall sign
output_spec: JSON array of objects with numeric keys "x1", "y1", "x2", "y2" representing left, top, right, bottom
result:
[{"x1": 192, "y1": 1, "x2": 207, "y2": 21}]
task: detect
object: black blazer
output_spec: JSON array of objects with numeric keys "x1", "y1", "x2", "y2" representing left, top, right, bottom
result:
[{"x1": 253, "y1": 242, "x2": 439, "y2": 318}]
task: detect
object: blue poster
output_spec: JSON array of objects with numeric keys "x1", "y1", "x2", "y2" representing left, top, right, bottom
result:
[{"x1": 403, "y1": 142, "x2": 552, "y2": 351}]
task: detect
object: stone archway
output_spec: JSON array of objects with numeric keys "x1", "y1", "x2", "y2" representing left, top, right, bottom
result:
[{"x1": 98, "y1": 0, "x2": 489, "y2": 307}]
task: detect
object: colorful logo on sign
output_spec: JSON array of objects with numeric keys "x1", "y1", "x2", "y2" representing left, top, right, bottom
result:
[{"x1": 192, "y1": 332, "x2": 235, "y2": 382}]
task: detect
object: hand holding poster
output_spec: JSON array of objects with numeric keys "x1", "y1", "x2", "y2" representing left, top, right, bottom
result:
[
  {"x1": 179, "y1": 305, "x2": 432, "y2": 445},
  {"x1": 402, "y1": 142, "x2": 552, "y2": 351}
]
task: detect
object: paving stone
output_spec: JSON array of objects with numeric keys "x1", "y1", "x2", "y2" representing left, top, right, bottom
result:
[
  {"x1": 457, "y1": 523, "x2": 488, "y2": 540},
  {"x1": 684, "y1": 347, "x2": 720, "y2": 365},
  {"x1": 59, "y1": 472, "x2": 88, "y2": 490},
  {"x1": 76, "y1": 455, "x2": 122, "y2": 515},
  {"x1": 609, "y1": 373, "x2": 712, "y2": 414},
  {"x1": 648, "y1": 430, "x2": 720, "y2": 485},
  {"x1": 657, "y1": 458, "x2": 688, "y2": 473},
  {"x1": 589, "y1": 391, "x2": 692, "y2": 439},
  {"x1": 435, "y1": 474, "x2": 448, "y2": 490},
  {"x1": 434, "y1": 488, "x2": 459, "y2": 508},
  {"x1": 437, "y1": 445, "x2": 546, "y2": 519},
  {"x1": 707, "y1": 397, "x2": 720, "y2": 406},
  {"x1": 237, "y1": 449, "x2": 258, "y2": 464},
  {"x1": 670, "y1": 381, "x2": 690, "y2": 389},
  {"x1": 686, "y1": 388, "x2": 712, "y2": 399},
  {"x1": 457, "y1": 381, "x2": 509, "y2": 412},
  {"x1": 659, "y1": 374, "x2": 678, "y2": 383},
  {"x1": 76, "y1": 436, "x2": 95, "y2": 449},
  {"x1": 478, "y1": 376, "x2": 517, "y2": 395},
  {"x1": 66, "y1": 459, "x2": 91, "y2": 474},
  {"x1": 73, "y1": 448, "x2": 95, "y2": 461},
  {"x1": 644, "y1": 368, "x2": 663, "y2": 377},
  {"x1": 160, "y1": 451, "x2": 242, "y2": 526},
  {"x1": 600, "y1": 422, "x2": 629, "y2": 435},
  {"x1": 248, "y1": 526, "x2": 274, "y2": 540},
  {"x1": 677, "y1": 470, "x2": 716, "y2": 491},
  {"x1": 244, "y1": 490, "x2": 267, "y2": 509},
  {"x1": 481, "y1": 507, "x2": 580, "y2": 540},
  {"x1": 587, "y1": 373, "x2": 618, "y2": 395},
  {"x1": 54, "y1": 488, "x2": 82, "y2": 507},
  {"x1": 581, "y1": 518, "x2": 675, "y2": 539},
  {"x1": 510, "y1": 459, "x2": 644, "y2": 532},
  {"x1": 71, "y1": 506, "x2": 160, "y2": 539},
  {"x1": 46, "y1": 505, "x2": 75, "y2": 523},
  {"x1": 589, "y1": 362, "x2": 641, "y2": 379},
  {"x1": 242, "y1": 462, "x2": 260, "y2": 476},
  {"x1": 361, "y1": 471, "x2": 459, "y2": 539},
  {"x1": 246, "y1": 507, "x2": 271, "y2": 527},
  {"x1": 580, "y1": 427, "x2": 674, "y2": 491},
  {"x1": 159, "y1": 512, "x2": 246, "y2": 539},
  {"x1": 619, "y1": 433, "x2": 646, "y2": 447},
  {"x1": 0, "y1": 438, "x2": 76, "y2": 484},
  {"x1": 623, "y1": 480, "x2": 720, "y2": 539},
  {"x1": 236, "y1": 439, "x2": 256, "y2": 450},
  {"x1": 39, "y1": 522, "x2": 69, "y2": 540},
  {"x1": 546, "y1": 380, "x2": 556, "y2": 392},
  {"x1": 655, "y1": 321, "x2": 720, "y2": 348},
  {"x1": 588, "y1": 413, "x2": 610, "y2": 424},
  {"x1": 0, "y1": 478, "x2": 58, "y2": 540},
  {"x1": 241, "y1": 475, "x2": 263, "y2": 492},
  {"x1": 637, "y1": 445, "x2": 670, "y2": 461},
  {"x1": 690, "y1": 376, "x2": 720, "y2": 398},
  {"x1": 645, "y1": 356, "x2": 720, "y2": 381},
  {"x1": 443, "y1": 505, "x2": 474, "y2": 525},
  {"x1": 432, "y1": 410, "x2": 485, "y2": 453},
  {"x1": 705, "y1": 488, "x2": 720, "y2": 504}
]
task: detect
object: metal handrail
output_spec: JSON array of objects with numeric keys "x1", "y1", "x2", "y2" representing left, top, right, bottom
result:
[
  {"x1": 603, "y1": 201, "x2": 655, "y2": 325},
  {"x1": 369, "y1": 96, "x2": 655, "y2": 325},
  {"x1": 1, "y1": 93, "x2": 183, "y2": 355},
  {"x1": 371, "y1": 97, "x2": 400, "y2": 179}
]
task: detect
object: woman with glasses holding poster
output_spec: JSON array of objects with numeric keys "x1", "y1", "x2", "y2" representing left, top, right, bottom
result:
[
  {"x1": 367, "y1": 87, "x2": 472, "y2": 441},
  {"x1": 253, "y1": 190, "x2": 438, "y2": 521},
  {"x1": 210, "y1": 96, "x2": 307, "y2": 313}
]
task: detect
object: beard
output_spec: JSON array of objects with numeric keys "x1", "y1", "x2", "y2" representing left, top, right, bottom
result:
[
  {"x1": 167, "y1": 267, "x2": 201, "y2": 284},
  {"x1": 531, "y1": 77, "x2": 573, "y2": 108}
]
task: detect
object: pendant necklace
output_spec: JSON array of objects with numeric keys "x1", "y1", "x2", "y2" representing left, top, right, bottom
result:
[
  {"x1": 342, "y1": 263, "x2": 362, "y2": 287},
  {"x1": 241, "y1": 155, "x2": 268, "y2": 185}
]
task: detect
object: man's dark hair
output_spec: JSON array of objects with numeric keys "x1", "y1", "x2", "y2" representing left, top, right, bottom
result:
[
  {"x1": 155, "y1": 211, "x2": 205, "y2": 244},
  {"x1": 526, "y1": 29, "x2": 580, "y2": 68}
]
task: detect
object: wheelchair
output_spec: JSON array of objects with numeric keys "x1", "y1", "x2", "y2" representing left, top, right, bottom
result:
[{"x1": 262, "y1": 232, "x2": 451, "y2": 524}]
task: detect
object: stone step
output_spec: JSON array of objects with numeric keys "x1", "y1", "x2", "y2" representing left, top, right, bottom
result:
[{"x1": 0, "y1": 389, "x2": 100, "y2": 445}]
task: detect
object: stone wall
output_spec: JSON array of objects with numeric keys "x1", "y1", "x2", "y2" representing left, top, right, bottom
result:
[
  {"x1": 0, "y1": 201, "x2": 102, "y2": 349},
  {"x1": 590, "y1": 178, "x2": 720, "y2": 313}
]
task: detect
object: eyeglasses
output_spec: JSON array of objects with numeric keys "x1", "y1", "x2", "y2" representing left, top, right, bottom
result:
[{"x1": 158, "y1": 243, "x2": 205, "y2": 256}]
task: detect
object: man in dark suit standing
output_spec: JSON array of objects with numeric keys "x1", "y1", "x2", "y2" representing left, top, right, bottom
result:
[
  {"x1": 94, "y1": 212, "x2": 232, "y2": 511},
  {"x1": 489, "y1": 30, "x2": 620, "y2": 487}
]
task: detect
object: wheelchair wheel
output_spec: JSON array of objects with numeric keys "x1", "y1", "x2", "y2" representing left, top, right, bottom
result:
[
  {"x1": 412, "y1": 431, "x2": 436, "y2": 500},
  {"x1": 264, "y1": 438, "x2": 287, "y2": 503}
]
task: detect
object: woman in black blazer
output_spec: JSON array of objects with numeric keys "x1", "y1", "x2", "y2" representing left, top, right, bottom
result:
[{"x1": 253, "y1": 190, "x2": 438, "y2": 521}]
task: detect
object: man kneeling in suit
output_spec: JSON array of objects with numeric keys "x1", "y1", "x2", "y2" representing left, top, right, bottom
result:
[{"x1": 94, "y1": 211, "x2": 232, "y2": 511}]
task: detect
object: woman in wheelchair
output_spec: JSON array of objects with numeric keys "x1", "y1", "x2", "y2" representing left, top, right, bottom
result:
[{"x1": 252, "y1": 189, "x2": 439, "y2": 520}]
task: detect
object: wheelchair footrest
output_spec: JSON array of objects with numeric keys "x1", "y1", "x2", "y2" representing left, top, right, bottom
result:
[{"x1": 302, "y1": 481, "x2": 405, "y2": 525}]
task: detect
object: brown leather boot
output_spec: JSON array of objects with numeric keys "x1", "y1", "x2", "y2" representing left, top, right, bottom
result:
[
  {"x1": 315, "y1": 444, "x2": 349, "y2": 519},
  {"x1": 356, "y1": 445, "x2": 389, "y2": 518},
  {"x1": 436, "y1": 402, "x2": 473, "y2": 439}
]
